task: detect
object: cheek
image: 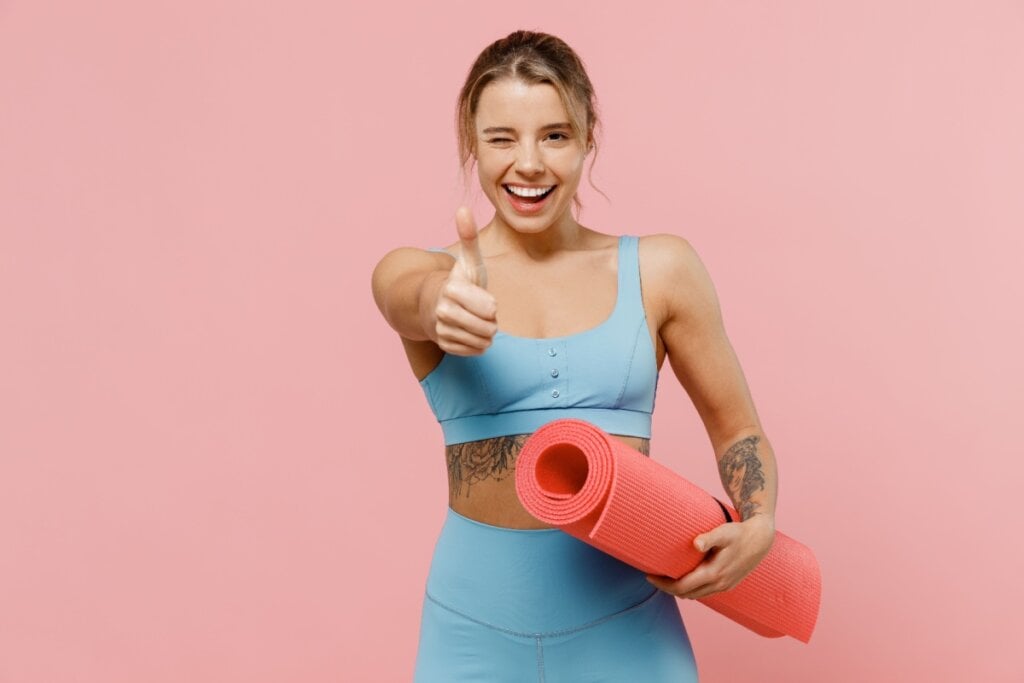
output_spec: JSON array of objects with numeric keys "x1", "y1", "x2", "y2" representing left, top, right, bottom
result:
[
  {"x1": 476, "y1": 155, "x2": 506, "y2": 185},
  {"x1": 557, "y1": 154, "x2": 586, "y2": 183},
  {"x1": 475, "y1": 165, "x2": 494, "y2": 193}
]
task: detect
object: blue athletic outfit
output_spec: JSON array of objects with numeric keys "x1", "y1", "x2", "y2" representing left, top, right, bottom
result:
[{"x1": 413, "y1": 235, "x2": 699, "y2": 682}]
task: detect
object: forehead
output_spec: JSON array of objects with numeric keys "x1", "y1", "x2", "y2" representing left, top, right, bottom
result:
[{"x1": 474, "y1": 79, "x2": 570, "y2": 131}]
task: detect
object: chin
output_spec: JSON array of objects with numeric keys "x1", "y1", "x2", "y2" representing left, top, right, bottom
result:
[
  {"x1": 501, "y1": 204, "x2": 574, "y2": 232},
  {"x1": 503, "y1": 217, "x2": 558, "y2": 234}
]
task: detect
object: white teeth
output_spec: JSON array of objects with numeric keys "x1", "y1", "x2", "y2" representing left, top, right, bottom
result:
[{"x1": 505, "y1": 185, "x2": 554, "y2": 198}]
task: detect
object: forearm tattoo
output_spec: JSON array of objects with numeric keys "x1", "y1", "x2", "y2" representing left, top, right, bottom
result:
[
  {"x1": 446, "y1": 435, "x2": 650, "y2": 498},
  {"x1": 717, "y1": 435, "x2": 767, "y2": 521}
]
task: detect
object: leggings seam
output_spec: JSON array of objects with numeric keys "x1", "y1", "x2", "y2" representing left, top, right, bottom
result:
[
  {"x1": 536, "y1": 637, "x2": 545, "y2": 682},
  {"x1": 424, "y1": 587, "x2": 661, "y2": 639}
]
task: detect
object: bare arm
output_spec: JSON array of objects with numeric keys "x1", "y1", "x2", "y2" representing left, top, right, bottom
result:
[
  {"x1": 644, "y1": 233, "x2": 777, "y2": 599},
  {"x1": 651, "y1": 233, "x2": 777, "y2": 524}
]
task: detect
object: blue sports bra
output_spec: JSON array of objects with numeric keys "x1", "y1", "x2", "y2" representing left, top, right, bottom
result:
[{"x1": 419, "y1": 234, "x2": 659, "y2": 445}]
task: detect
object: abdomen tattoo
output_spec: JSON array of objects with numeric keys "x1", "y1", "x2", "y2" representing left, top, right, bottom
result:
[{"x1": 446, "y1": 434, "x2": 651, "y2": 498}]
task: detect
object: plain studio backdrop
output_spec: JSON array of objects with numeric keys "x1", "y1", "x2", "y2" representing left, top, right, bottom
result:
[{"x1": 1, "y1": 1, "x2": 1022, "y2": 681}]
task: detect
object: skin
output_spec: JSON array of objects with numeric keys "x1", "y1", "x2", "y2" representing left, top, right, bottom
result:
[{"x1": 381, "y1": 77, "x2": 778, "y2": 600}]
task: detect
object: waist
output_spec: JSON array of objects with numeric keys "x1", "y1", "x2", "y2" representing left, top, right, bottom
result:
[
  {"x1": 425, "y1": 507, "x2": 657, "y2": 635},
  {"x1": 444, "y1": 432, "x2": 650, "y2": 528},
  {"x1": 438, "y1": 407, "x2": 651, "y2": 445}
]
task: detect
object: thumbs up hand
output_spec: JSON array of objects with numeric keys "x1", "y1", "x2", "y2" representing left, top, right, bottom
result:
[{"x1": 431, "y1": 207, "x2": 498, "y2": 356}]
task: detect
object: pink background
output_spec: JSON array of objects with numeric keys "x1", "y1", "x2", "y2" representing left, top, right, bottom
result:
[{"x1": 2, "y1": 1, "x2": 1022, "y2": 681}]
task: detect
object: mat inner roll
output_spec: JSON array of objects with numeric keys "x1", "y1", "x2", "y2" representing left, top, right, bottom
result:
[{"x1": 536, "y1": 445, "x2": 589, "y2": 498}]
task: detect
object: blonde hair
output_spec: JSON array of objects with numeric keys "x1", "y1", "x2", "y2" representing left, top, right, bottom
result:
[{"x1": 455, "y1": 30, "x2": 606, "y2": 214}]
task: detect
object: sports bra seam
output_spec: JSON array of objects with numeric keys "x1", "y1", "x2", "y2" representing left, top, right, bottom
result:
[
  {"x1": 615, "y1": 235, "x2": 646, "y2": 407},
  {"x1": 421, "y1": 372, "x2": 435, "y2": 406},
  {"x1": 621, "y1": 234, "x2": 642, "y2": 319},
  {"x1": 615, "y1": 317, "x2": 644, "y2": 407},
  {"x1": 633, "y1": 235, "x2": 660, "y2": 383},
  {"x1": 437, "y1": 407, "x2": 653, "y2": 422}
]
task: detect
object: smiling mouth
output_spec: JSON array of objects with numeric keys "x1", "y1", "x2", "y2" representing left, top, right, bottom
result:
[{"x1": 503, "y1": 184, "x2": 557, "y2": 203}]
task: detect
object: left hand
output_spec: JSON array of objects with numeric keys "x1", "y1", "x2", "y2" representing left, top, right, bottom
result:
[{"x1": 646, "y1": 515, "x2": 776, "y2": 600}]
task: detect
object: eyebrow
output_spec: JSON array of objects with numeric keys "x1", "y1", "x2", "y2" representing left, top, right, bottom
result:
[{"x1": 481, "y1": 122, "x2": 572, "y2": 134}]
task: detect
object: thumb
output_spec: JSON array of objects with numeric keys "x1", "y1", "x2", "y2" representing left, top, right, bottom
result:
[
  {"x1": 454, "y1": 206, "x2": 487, "y2": 289},
  {"x1": 695, "y1": 523, "x2": 740, "y2": 552},
  {"x1": 694, "y1": 529, "x2": 721, "y2": 552}
]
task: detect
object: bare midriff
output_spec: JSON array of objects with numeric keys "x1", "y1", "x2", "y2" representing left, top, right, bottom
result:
[{"x1": 447, "y1": 432, "x2": 651, "y2": 529}]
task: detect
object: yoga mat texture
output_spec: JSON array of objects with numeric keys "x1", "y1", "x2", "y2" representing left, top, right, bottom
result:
[{"x1": 514, "y1": 418, "x2": 821, "y2": 643}]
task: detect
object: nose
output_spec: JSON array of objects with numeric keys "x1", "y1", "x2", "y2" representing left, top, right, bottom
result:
[{"x1": 514, "y1": 141, "x2": 545, "y2": 176}]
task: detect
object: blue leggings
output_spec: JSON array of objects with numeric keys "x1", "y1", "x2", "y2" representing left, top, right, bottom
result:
[{"x1": 413, "y1": 508, "x2": 699, "y2": 682}]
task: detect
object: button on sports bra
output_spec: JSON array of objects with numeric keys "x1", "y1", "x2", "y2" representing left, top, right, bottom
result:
[{"x1": 419, "y1": 234, "x2": 659, "y2": 446}]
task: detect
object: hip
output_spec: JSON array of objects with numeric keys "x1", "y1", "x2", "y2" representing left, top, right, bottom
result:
[{"x1": 425, "y1": 506, "x2": 661, "y2": 635}]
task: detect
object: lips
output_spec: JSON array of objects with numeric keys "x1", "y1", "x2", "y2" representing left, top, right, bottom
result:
[{"x1": 502, "y1": 184, "x2": 557, "y2": 214}]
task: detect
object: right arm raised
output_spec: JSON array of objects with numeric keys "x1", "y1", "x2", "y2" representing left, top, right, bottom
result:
[{"x1": 370, "y1": 247, "x2": 453, "y2": 343}]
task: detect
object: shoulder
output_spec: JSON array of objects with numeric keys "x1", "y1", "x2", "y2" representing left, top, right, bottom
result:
[
  {"x1": 636, "y1": 233, "x2": 721, "y2": 324},
  {"x1": 372, "y1": 245, "x2": 453, "y2": 279},
  {"x1": 636, "y1": 233, "x2": 707, "y2": 288},
  {"x1": 636, "y1": 232, "x2": 699, "y2": 265}
]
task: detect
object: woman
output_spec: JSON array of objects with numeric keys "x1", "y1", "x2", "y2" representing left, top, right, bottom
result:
[{"x1": 371, "y1": 30, "x2": 777, "y2": 682}]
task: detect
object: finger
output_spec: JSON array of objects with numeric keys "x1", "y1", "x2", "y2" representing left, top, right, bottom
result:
[
  {"x1": 647, "y1": 565, "x2": 710, "y2": 597},
  {"x1": 680, "y1": 582, "x2": 727, "y2": 600},
  {"x1": 646, "y1": 574, "x2": 671, "y2": 591},
  {"x1": 454, "y1": 206, "x2": 488, "y2": 289},
  {"x1": 681, "y1": 561, "x2": 738, "y2": 599},
  {"x1": 695, "y1": 522, "x2": 738, "y2": 552},
  {"x1": 679, "y1": 549, "x2": 745, "y2": 599},
  {"x1": 672, "y1": 562, "x2": 725, "y2": 599},
  {"x1": 660, "y1": 539, "x2": 735, "y2": 591},
  {"x1": 435, "y1": 317, "x2": 496, "y2": 352},
  {"x1": 443, "y1": 277, "x2": 497, "y2": 323},
  {"x1": 648, "y1": 572, "x2": 715, "y2": 600},
  {"x1": 437, "y1": 335, "x2": 491, "y2": 356}
]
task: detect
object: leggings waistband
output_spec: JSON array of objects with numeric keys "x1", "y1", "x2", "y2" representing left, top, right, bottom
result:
[{"x1": 425, "y1": 507, "x2": 657, "y2": 635}]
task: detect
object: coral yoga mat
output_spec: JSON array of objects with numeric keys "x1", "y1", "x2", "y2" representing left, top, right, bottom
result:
[{"x1": 514, "y1": 418, "x2": 821, "y2": 643}]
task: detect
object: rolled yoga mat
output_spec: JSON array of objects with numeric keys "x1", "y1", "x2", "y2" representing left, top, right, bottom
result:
[{"x1": 514, "y1": 418, "x2": 821, "y2": 643}]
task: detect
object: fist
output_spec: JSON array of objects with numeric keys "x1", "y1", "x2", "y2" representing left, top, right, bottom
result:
[{"x1": 432, "y1": 207, "x2": 498, "y2": 356}]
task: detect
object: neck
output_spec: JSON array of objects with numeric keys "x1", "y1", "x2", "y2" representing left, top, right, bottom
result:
[{"x1": 483, "y1": 210, "x2": 584, "y2": 260}]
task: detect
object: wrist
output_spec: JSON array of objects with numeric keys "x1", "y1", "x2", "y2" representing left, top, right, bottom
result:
[{"x1": 742, "y1": 513, "x2": 775, "y2": 532}]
